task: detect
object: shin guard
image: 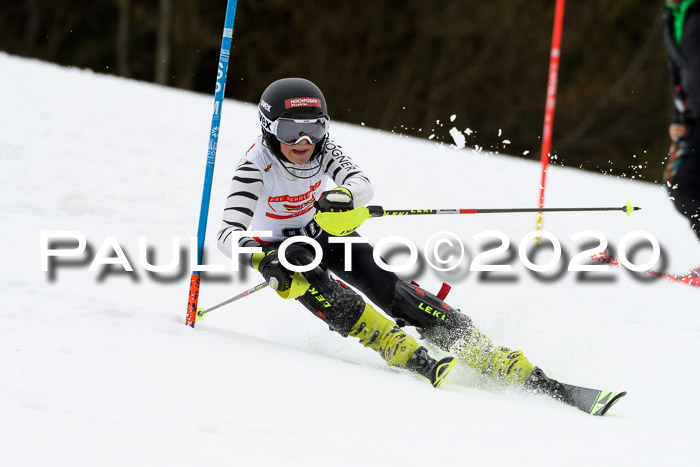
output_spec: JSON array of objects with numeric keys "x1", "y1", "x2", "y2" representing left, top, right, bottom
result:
[{"x1": 295, "y1": 269, "x2": 366, "y2": 337}]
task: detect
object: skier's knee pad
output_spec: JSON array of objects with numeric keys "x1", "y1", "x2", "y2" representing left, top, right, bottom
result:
[
  {"x1": 281, "y1": 242, "x2": 319, "y2": 269},
  {"x1": 390, "y1": 281, "x2": 471, "y2": 351},
  {"x1": 273, "y1": 243, "x2": 365, "y2": 335},
  {"x1": 296, "y1": 266, "x2": 366, "y2": 337}
]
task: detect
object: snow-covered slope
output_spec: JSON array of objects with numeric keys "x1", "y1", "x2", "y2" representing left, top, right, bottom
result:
[{"x1": 1, "y1": 53, "x2": 699, "y2": 466}]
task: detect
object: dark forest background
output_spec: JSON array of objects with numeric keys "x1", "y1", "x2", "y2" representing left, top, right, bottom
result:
[{"x1": 1, "y1": 0, "x2": 674, "y2": 182}]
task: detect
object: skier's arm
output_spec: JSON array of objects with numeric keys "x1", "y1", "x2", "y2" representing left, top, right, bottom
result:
[
  {"x1": 667, "y1": 57, "x2": 684, "y2": 126},
  {"x1": 314, "y1": 141, "x2": 375, "y2": 236},
  {"x1": 319, "y1": 141, "x2": 374, "y2": 206},
  {"x1": 217, "y1": 160, "x2": 263, "y2": 261}
]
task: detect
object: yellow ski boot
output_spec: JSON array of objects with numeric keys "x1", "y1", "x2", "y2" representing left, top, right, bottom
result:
[
  {"x1": 350, "y1": 303, "x2": 456, "y2": 388},
  {"x1": 450, "y1": 325, "x2": 533, "y2": 385}
]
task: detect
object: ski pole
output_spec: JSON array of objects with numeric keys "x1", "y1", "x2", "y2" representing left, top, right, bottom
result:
[
  {"x1": 367, "y1": 202, "x2": 640, "y2": 218},
  {"x1": 196, "y1": 281, "x2": 268, "y2": 321}
]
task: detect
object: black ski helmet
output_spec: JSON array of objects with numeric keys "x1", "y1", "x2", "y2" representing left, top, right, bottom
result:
[{"x1": 258, "y1": 78, "x2": 329, "y2": 163}]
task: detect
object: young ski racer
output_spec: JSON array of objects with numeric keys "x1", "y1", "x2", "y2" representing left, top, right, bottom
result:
[{"x1": 217, "y1": 78, "x2": 624, "y2": 414}]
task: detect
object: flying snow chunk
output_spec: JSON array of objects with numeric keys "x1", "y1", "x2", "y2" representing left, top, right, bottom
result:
[
  {"x1": 449, "y1": 127, "x2": 466, "y2": 149},
  {"x1": 450, "y1": 114, "x2": 457, "y2": 122}
]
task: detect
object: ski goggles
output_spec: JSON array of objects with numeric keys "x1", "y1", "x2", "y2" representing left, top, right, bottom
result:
[{"x1": 270, "y1": 117, "x2": 329, "y2": 145}]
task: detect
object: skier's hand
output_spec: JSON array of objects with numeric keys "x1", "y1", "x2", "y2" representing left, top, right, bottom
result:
[
  {"x1": 314, "y1": 188, "x2": 371, "y2": 236},
  {"x1": 669, "y1": 123, "x2": 686, "y2": 155},
  {"x1": 252, "y1": 250, "x2": 292, "y2": 291},
  {"x1": 666, "y1": 124, "x2": 687, "y2": 182},
  {"x1": 315, "y1": 187, "x2": 355, "y2": 212},
  {"x1": 252, "y1": 251, "x2": 309, "y2": 299}
]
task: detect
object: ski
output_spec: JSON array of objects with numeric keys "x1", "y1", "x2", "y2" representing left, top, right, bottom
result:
[
  {"x1": 592, "y1": 252, "x2": 700, "y2": 288},
  {"x1": 526, "y1": 367, "x2": 626, "y2": 416},
  {"x1": 559, "y1": 383, "x2": 627, "y2": 416}
]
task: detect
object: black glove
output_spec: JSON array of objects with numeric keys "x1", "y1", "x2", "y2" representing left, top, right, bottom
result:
[
  {"x1": 251, "y1": 250, "x2": 292, "y2": 291},
  {"x1": 314, "y1": 187, "x2": 354, "y2": 212}
]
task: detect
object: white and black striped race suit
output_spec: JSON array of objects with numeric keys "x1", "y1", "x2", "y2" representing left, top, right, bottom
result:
[
  {"x1": 216, "y1": 136, "x2": 471, "y2": 344},
  {"x1": 217, "y1": 136, "x2": 373, "y2": 255}
]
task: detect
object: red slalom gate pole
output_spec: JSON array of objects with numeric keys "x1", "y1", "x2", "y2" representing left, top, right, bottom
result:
[{"x1": 535, "y1": 0, "x2": 566, "y2": 242}]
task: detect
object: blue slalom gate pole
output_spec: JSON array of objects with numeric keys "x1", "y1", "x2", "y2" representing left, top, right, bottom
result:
[{"x1": 186, "y1": 0, "x2": 239, "y2": 327}]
